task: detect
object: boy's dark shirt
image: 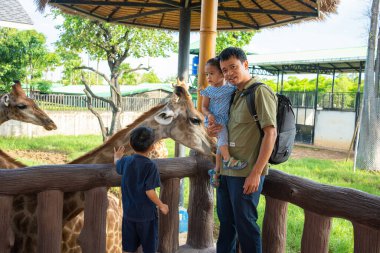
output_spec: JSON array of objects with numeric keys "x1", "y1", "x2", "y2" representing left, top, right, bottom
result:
[{"x1": 116, "y1": 154, "x2": 160, "y2": 222}]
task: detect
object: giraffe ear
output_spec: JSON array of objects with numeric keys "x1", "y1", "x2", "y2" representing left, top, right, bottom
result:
[
  {"x1": 1, "y1": 94, "x2": 9, "y2": 107},
  {"x1": 154, "y1": 108, "x2": 176, "y2": 125}
]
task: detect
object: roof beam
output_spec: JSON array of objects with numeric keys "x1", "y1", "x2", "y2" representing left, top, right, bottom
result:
[
  {"x1": 251, "y1": 0, "x2": 277, "y2": 23},
  {"x1": 217, "y1": 14, "x2": 259, "y2": 29},
  {"x1": 193, "y1": 9, "x2": 259, "y2": 29},
  {"x1": 50, "y1": 0, "x2": 178, "y2": 9},
  {"x1": 157, "y1": 0, "x2": 182, "y2": 8},
  {"x1": 295, "y1": 0, "x2": 316, "y2": 11},
  {"x1": 269, "y1": 0, "x2": 297, "y2": 19},
  {"x1": 54, "y1": 4, "x2": 108, "y2": 22},
  {"x1": 237, "y1": 0, "x2": 259, "y2": 27},
  {"x1": 217, "y1": 6, "x2": 317, "y2": 17},
  {"x1": 110, "y1": 9, "x2": 173, "y2": 22}
]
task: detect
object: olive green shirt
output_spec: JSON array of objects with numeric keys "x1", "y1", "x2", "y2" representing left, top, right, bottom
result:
[{"x1": 221, "y1": 77, "x2": 277, "y2": 177}]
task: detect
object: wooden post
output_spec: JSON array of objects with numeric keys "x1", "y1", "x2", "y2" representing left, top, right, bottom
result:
[
  {"x1": 78, "y1": 187, "x2": 108, "y2": 253},
  {"x1": 37, "y1": 190, "x2": 63, "y2": 253},
  {"x1": 301, "y1": 211, "x2": 331, "y2": 253},
  {"x1": 262, "y1": 196, "x2": 288, "y2": 253},
  {"x1": 0, "y1": 195, "x2": 14, "y2": 253},
  {"x1": 186, "y1": 152, "x2": 214, "y2": 249},
  {"x1": 197, "y1": 0, "x2": 218, "y2": 110},
  {"x1": 353, "y1": 222, "x2": 380, "y2": 253},
  {"x1": 158, "y1": 178, "x2": 180, "y2": 253}
]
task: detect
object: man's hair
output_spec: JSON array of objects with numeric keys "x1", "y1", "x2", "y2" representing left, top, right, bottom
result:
[
  {"x1": 219, "y1": 47, "x2": 247, "y2": 63},
  {"x1": 130, "y1": 126, "x2": 155, "y2": 152},
  {"x1": 206, "y1": 57, "x2": 222, "y2": 73}
]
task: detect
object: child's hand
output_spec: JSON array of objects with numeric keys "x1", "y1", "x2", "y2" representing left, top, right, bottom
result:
[
  {"x1": 113, "y1": 146, "x2": 125, "y2": 163},
  {"x1": 159, "y1": 204, "x2": 169, "y2": 215},
  {"x1": 208, "y1": 114, "x2": 216, "y2": 124}
]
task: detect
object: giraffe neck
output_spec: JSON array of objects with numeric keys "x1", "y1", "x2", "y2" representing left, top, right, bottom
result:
[
  {"x1": 63, "y1": 104, "x2": 166, "y2": 222},
  {"x1": 0, "y1": 149, "x2": 26, "y2": 169},
  {"x1": 69, "y1": 105, "x2": 164, "y2": 165}
]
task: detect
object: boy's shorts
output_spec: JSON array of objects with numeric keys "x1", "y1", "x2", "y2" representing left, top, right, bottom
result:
[{"x1": 122, "y1": 218, "x2": 158, "y2": 253}]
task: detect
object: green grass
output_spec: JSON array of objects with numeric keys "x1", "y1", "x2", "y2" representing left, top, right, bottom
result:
[{"x1": 1, "y1": 135, "x2": 379, "y2": 252}]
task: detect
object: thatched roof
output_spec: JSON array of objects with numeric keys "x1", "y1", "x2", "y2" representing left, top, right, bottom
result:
[{"x1": 34, "y1": 0, "x2": 339, "y2": 31}]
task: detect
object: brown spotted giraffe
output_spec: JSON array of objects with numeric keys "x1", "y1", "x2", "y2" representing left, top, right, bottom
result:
[
  {"x1": 9, "y1": 83, "x2": 214, "y2": 253},
  {"x1": 0, "y1": 81, "x2": 57, "y2": 251}
]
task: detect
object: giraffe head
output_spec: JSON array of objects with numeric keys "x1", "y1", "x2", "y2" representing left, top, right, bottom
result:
[
  {"x1": 151, "y1": 82, "x2": 214, "y2": 154},
  {"x1": 0, "y1": 81, "x2": 57, "y2": 130}
]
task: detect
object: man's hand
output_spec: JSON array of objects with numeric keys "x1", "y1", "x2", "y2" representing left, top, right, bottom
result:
[
  {"x1": 206, "y1": 123, "x2": 222, "y2": 137},
  {"x1": 243, "y1": 173, "x2": 261, "y2": 194},
  {"x1": 159, "y1": 204, "x2": 169, "y2": 215}
]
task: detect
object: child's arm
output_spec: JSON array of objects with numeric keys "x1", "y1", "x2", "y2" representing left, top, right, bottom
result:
[
  {"x1": 146, "y1": 189, "x2": 169, "y2": 215},
  {"x1": 201, "y1": 96, "x2": 215, "y2": 125},
  {"x1": 113, "y1": 146, "x2": 125, "y2": 164}
]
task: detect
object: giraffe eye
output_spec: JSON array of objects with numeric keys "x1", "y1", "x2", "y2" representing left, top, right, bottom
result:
[
  {"x1": 17, "y1": 104, "x2": 27, "y2": 109},
  {"x1": 189, "y1": 117, "x2": 201, "y2": 125}
]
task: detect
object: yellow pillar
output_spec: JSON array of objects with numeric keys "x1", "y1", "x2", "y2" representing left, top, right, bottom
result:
[{"x1": 197, "y1": 0, "x2": 218, "y2": 111}]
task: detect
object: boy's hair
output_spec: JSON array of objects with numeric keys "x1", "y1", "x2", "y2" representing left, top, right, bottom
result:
[
  {"x1": 219, "y1": 47, "x2": 247, "y2": 63},
  {"x1": 130, "y1": 126, "x2": 155, "y2": 152},
  {"x1": 206, "y1": 57, "x2": 222, "y2": 73}
]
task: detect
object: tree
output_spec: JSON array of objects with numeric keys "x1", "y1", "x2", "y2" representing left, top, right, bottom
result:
[
  {"x1": 0, "y1": 28, "x2": 54, "y2": 88},
  {"x1": 355, "y1": 0, "x2": 380, "y2": 171},
  {"x1": 53, "y1": 11, "x2": 176, "y2": 140},
  {"x1": 139, "y1": 70, "x2": 161, "y2": 83},
  {"x1": 215, "y1": 31, "x2": 256, "y2": 54},
  {"x1": 0, "y1": 28, "x2": 26, "y2": 89}
]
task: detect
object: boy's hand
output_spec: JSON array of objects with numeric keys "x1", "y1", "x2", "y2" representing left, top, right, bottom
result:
[
  {"x1": 159, "y1": 204, "x2": 169, "y2": 215},
  {"x1": 113, "y1": 146, "x2": 125, "y2": 163}
]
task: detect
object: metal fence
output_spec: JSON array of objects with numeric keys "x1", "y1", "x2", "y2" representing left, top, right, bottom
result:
[
  {"x1": 33, "y1": 94, "x2": 169, "y2": 112},
  {"x1": 282, "y1": 91, "x2": 362, "y2": 111},
  {"x1": 33, "y1": 92, "x2": 361, "y2": 112}
]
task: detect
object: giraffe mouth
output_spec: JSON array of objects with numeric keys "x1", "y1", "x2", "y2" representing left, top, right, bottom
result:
[{"x1": 43, "y1": 122, "x2": 58, "y2": 130}]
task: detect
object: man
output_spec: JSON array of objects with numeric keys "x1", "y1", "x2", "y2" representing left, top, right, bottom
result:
[{"x1": 215, "y1": 47, "x2": 277, "y2": 253}]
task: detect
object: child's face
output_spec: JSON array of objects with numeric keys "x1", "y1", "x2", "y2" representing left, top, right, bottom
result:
[{"x1": 205, "y1": 64, "x2": 224, "y2": 87}]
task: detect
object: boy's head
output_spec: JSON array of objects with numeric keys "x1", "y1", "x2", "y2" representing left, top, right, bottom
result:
[
  {"x1": 219, "y1": 47, "x2": 250, "y2": 88},
  {"x1": 130, "y1": 126, "x2": 155, "y2": 153}
]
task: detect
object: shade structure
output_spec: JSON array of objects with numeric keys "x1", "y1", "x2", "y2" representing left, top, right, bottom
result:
[{"x1": 36, "y1": 0, "x2": 339, "y2": 31}]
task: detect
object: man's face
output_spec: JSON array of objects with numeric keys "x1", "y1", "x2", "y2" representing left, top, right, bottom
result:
[{"x1": 220, "y1": 56, "x2": 249, "y2": 87}]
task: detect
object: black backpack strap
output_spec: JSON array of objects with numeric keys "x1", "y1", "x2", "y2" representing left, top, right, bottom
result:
[{"x1": 241, "y1": 82, "x2": 264, "y2": 130}]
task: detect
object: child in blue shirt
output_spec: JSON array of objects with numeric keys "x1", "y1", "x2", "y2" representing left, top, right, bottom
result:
[
  {"x1": 200, "y1": 57, "x2": 248, "y2": 188},
  {"x1": 114, "y1": 126, "x2": 169, "y2": 253}
]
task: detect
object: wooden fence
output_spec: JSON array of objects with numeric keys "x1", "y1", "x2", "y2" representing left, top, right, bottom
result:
[{"x1": 0, "y1": 153, "x2": 379, "y2": 253}]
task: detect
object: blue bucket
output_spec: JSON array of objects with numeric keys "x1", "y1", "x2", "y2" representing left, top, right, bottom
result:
[{"x1": 179, "y1": 207, "x2": 188, "y2": 233}]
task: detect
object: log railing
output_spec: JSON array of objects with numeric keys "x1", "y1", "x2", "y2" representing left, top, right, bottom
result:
[{"x1": 0, "y1": 154, "x2": 379, "y2": 253}]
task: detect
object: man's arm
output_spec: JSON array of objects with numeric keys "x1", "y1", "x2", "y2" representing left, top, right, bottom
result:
[{"x1": 243, "y1": 125, "x2": 277, "y2": 194}]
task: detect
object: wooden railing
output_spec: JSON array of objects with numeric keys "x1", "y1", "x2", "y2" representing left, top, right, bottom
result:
[{"x1": 0, "y1": 153, "x2": 379, "y2": 253}]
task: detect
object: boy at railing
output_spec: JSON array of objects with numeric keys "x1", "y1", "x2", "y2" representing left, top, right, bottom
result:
[{"x1": 114, "y1": 126, "x2": 169, "y2": 253}]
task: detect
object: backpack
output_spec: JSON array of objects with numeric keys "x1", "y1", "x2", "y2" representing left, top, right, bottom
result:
[{"x1": 239, "y1": 82, "x2": 296, "y2": 164}]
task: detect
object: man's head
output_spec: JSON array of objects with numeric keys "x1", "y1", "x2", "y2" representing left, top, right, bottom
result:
[
  {"x1": 219, "y1": 47, "x2": 251, "y2": 89},
  {"x1": 130, "y1": 126, "x2": 155, "y2": 153}
]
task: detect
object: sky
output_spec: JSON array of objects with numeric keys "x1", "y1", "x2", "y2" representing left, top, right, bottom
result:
[{"x1": 18, "y1": 0, "x2": 371, "y2": 80}]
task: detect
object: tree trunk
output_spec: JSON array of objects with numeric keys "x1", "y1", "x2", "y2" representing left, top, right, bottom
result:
[
  {"x1": 356, "y1": 0, "x2": 380, "y2": 171},
  {"x1": 109, "y1": 76, "x2": 122, "y2": 136}
]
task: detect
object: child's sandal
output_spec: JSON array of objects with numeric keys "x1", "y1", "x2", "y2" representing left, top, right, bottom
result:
[
  {"x1": 208, "y1": 169, "x2": 220, "y2": 188},
  {"x1": 223, "y1": 157, "x2": 248, "y2": 170}
]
